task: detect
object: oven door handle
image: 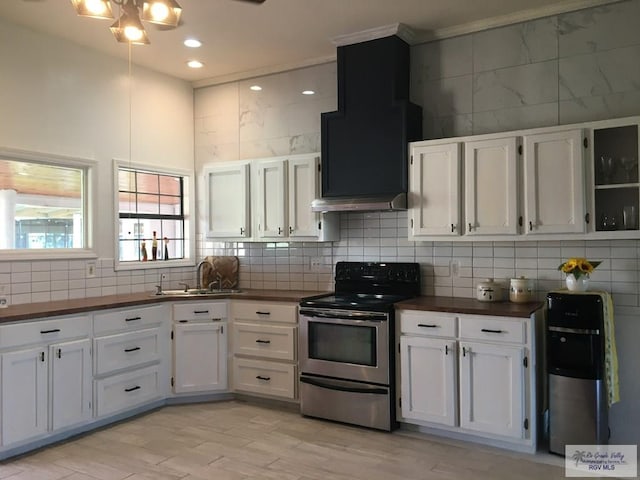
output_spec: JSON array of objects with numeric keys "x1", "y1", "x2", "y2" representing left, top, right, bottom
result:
[
  {"x1": 299, "y1": 309, "x2": 386, "y2": 322},
  {"x1": 300, "y1": 376, "x2": 388, "y2": 395}
]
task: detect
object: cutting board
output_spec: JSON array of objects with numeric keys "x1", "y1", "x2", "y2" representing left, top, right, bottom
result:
[{"x1": 200, "y1": 256, "x2": 239, "y2": 289}]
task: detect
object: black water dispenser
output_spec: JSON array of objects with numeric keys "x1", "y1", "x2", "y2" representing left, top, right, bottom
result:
[{"x1": 546, "y1": 292, "x2": 609, "y2": 455}]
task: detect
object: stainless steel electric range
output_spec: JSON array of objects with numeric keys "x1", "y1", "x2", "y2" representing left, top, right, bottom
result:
[{"x1": 298, "y1": 261, "x2": 421, "y2": 431}]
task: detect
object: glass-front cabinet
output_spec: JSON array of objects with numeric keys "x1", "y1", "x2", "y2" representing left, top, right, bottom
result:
[{"x1": 592, "y1": 122, "x2": 639, "y2": 233}]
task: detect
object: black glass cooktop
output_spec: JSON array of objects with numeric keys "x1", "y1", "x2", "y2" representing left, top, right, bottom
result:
[{"x1": 300, "y1": 262, "x2": 421, "y2": 312}]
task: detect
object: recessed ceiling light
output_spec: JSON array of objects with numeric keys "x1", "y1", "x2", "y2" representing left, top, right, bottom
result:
[
  {"x1": 250, "y1": 85, "x2": 262, "y2": 91},
  {"x1": 184, "y1": 38, "x2": 202, "y2": 48},
  {"x1": 302, "y1": 90, "x2": 315, "y2": 95},
  {"x1": 187, "y1": 60, "x2": 203, "y2": 68}
]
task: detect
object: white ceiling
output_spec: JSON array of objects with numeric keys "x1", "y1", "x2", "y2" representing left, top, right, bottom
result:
[{"x1": 0, "y1": 0, "x2": 616, "y2": 86}]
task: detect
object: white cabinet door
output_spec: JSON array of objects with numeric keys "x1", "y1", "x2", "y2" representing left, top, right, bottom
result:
[
  {"x1": 523, "y1": 129, "x2": 586, "y2": 234},
  {"x1": 256, "y1": 159, "x2": 287, "y2": 238},
  {"x1": 400, "y1": 336, "x2": 457, "y2": 426},
  {"x1": 459, "y1": 341, "x2": 525, "y2": 439},
  {"x1": 173, "y1": 322, "x2": 227, "y2": 393},
  {"x1": 50, "y1": 338, "x2": 92, "y2": 431},
  {"x1": 409, "y1": 143, "x2": 461, "y2": 237},
  {"x1": 464, "y1": 137, "x2": 519, "y2": 235},
  {"x1": 205, "y1": 162, "x2": 251, "y2": 238},
  {"x1": 288, "y1": 155, "x2": 320, "y2": 238},
  {"x1": 1, "y1": 347, "x2": 48, "y2": 445}
]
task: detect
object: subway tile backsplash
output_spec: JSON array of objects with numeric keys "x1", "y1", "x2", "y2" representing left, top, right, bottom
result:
[{"x1": 5, "y1": 212, "x2": 640, "y2": 320}]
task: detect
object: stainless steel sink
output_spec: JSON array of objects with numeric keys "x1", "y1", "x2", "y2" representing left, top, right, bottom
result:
[{"x1": 153, "y1": 288, "x2": 242, "y2": 297}]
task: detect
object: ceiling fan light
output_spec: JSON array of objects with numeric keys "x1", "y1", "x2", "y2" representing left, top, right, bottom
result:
[
  {"x1": 110, "y1": 9, "x2": 150, "y2": 45},
  {"x1": 70, "y1": 0, "x2": 114, "y2": 20},
  {"x1": 142, "y1": 0, "x2": 182, "y2": 27}
]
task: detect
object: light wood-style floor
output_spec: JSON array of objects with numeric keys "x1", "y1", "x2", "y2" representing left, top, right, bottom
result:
[{"x1": 0, "y1": 400, "x2": 567, "y2": 480}]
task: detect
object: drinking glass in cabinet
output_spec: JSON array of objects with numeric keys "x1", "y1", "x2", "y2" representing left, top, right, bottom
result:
[
  {"x1": 623, "y1": 205, "x2": 637, "y2": 230},
  {"x1": 620, "y1": 156, "x2": 638, "y2": 183},
  {"x1": 599, "y1": 156, "x2": 615, "y2": 184}
]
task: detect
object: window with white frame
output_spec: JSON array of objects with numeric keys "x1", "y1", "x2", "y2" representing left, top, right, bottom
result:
[
  {"x1": 116, "y1": 163, "x2": 191, "y2": 264},
  {"x1": 0, "y1": 150, "x2": 93, "y2": 256}
]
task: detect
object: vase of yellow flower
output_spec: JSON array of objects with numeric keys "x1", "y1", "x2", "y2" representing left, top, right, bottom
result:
[{"x1": 558, "y1": 258, "x2": 601, "y2": 292}]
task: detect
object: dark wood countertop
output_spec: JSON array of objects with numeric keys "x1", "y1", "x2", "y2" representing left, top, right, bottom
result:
[
  {"x1": 395, "y1": 296, "x2": 544, "y2": 318},
  {"x1": 0, "y1": 289, "x2": 328, "y2": 324}
]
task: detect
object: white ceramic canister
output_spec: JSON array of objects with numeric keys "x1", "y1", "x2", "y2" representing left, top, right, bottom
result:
[
  {"x1": 476, "y1": 278, "x2": 503, "y2": 302},
  {"x1": 509, "y1": 276, "x2": 534, "y2": 303}
]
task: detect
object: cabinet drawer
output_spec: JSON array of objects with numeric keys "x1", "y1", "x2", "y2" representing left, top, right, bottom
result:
[
  {"x1": 233, "y1": 358, "x2": 296, "y2": 399},
  {"x1": 232, "y1": 301, "x2": 297, "y2": 324},
  {"x1": 94, "y1": 305, "x2": 166, "y2": 335},
  {"x1": 173, "y1": 302, "x2": 227, "y2": 321},
  {"x1": 399, "y1": 310, "x2": 457, "y2": 338},
  {"x1": 233, "y1": 323, "x2": 296, "y2": 361},
  {"x1": 94, "y1": 328, "x2": 161, "y2": 376},
  {"x1": 459, "y1": 315, "x2": 526, "y2": 344},
  {"x1": 0, "y1": 315, "x2": 91, "y2": 349},
  {"x1": 94, "y1": 365, "x2": 161, "y2": 417}
]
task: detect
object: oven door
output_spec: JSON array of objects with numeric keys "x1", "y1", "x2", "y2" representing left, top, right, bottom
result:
[{"x1": 299, "y1": 308, "x2": 389, "y2": 385}]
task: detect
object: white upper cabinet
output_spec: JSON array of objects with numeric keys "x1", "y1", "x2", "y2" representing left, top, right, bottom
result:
[
  {"x1": 206, "y1": 154, "x2": 337, "y2": 242},
  {"x1": 256, "y1": 159, "x2": 287, "y2": 238},
  {"x1": 590, "y1": 119, "x2": 640, "y2": 236},
  {"x1": 523, "y1": 129, "x2": 586, "y2": 234},
  {"x1": 254, "y1": 153, "x2": 338, "y2": 242},
  {"x1": 204, "y1": 161, "x2": 251, "y2": 239},
  {"x1": 409, "y1": 142, "x2": 461, "y2": 238},
  {"x1": 288, "y1": 156, "x2": 324, "y2": 238},
  {"x1": 464, "y1": 136, "x2": 519, "y2": 236}
]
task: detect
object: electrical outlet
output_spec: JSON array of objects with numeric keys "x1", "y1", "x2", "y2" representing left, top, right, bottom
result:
[
  {"x1": 86, "y1": 261, "x2": 96, "y2": 278},
  {"x1": 309, "y1": 257, "x2": 322, "y2": 271},
  {"x1": 450, "y1": 259, "x2": 460, "y2": 277}
]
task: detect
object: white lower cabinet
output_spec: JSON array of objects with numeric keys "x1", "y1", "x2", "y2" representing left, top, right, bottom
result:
[
  {"x1": 94, "y1": 365, "x2": 162, "y2": 417},
  {"x1": 173, "y1": 321, "x2": 227, "y2": 393},
  {"x1": 0, "y1": 316, "x2": 92, "y2": 447},
  {"x1": 458, "y1": 341, "x2": 525, "y2": 438},
  {"x1": 172, "y1": 302, "x2": 228, "y2": 394},
  {"x1": 400, "y1": 336, "x2": 457, "y2": 426},
  {"x1": 398, "y1": 309, "x2": 539, "y2": 452},
  {"x1": 230, "y1": 300, "x2": 298, "y2": 400},
  {"x1": 93, "y1": 305, "x2": 170, "y2": 418},
  {"x1": 233, "y1": 358, "x2": 295, "y2": 398}
]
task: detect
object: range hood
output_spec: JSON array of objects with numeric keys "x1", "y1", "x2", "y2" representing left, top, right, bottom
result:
[
  {"x1": 314, "y1": 24, "x2": 422, "y2": 213},
  {"x1": 311, "y1": 193, "x2": 406, "y2": 212}
]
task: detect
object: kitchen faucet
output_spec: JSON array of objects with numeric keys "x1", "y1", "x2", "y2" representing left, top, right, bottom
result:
[
  {"x1": 195, "y1": 259, "x2": 208, "y2": 290},
  {"x1": 154, "y1": 272, "x2": 164, "y2": 295},
  {"x1": 208, "y1": 272, "x2": 223, "y2": 292}
]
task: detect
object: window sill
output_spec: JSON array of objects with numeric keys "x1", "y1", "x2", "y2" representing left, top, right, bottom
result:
[
  {"x1": 0, "y1": 249, "x2": 97, "y2": 262},
  {"x1": 114, "y1": 258, "x2": 195, "y2": 271}
]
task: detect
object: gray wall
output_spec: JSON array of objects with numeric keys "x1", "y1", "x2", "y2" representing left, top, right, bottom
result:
[{"x1": 194, "y1": 0, "x2": 640, "y2": 445}]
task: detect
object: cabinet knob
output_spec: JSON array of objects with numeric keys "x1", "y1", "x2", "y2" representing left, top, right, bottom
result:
[
  {"x1": 289, "y1": 226, "x2": 294, "y2": 234},
  {"x1": 529, "y1": 221, "x2": 533, "y2": 231},
  {"x1": 240, "y1": 227, "x2": 245, "y2": 235},
  {"x1": 278, "y1": 227, "x2": 283, "y2": 235},
  {"x1": 451, "y1": 223, "x2": 456, "y2": 233},
  {"x1": 468, "y1": 223, "x2": 473, "y2": 231}
]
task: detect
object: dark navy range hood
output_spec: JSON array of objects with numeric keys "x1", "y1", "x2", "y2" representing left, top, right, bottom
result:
[{"x1": 312, "y1": 24, "x2": 422, "y2": 213}]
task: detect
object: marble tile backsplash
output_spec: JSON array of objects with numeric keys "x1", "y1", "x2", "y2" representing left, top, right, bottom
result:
[{"x1": 413, "y1": 0, "x2": 640, "y2": 139}]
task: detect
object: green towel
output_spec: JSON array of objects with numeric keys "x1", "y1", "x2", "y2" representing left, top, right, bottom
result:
[{"x1": 553, "y1": 289, "x2": 620, "y2": 407}]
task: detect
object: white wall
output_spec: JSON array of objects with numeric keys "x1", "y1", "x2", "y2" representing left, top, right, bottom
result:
[{"x1": 0, "y1": 18, "x2": 194, "y2": 260}]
